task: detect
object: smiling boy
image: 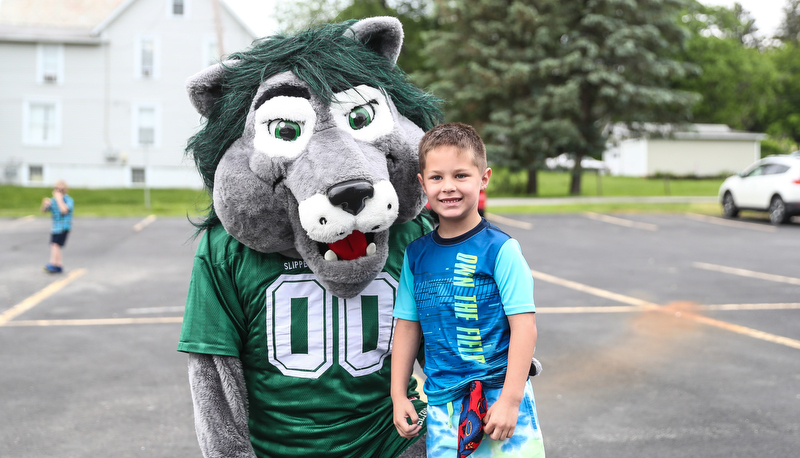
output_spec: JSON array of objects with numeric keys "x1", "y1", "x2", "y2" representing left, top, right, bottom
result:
[{"x1": 391, "y1": 123, "x2": 545, "y2": 457}]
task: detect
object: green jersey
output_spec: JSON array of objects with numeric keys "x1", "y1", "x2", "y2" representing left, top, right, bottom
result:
[{"x1": 178, "y1": 216, "x2": 433, "y2": 457}]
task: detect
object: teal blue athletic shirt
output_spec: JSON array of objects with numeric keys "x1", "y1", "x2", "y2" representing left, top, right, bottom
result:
[{"x1": 393, "y1": 219, "x2": 535, "y2": 406}]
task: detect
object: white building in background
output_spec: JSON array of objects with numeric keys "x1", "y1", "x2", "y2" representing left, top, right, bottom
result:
[
  {"x1": 603, "y1": 124, "x2": 766, "y2": 177},
  {"x1": 0, "y1": 0, "x2": 256, "y2": 189}
]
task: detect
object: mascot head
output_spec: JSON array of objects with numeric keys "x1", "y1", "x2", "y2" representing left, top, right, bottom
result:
[{"x1": 186, "y1": 17, "x2": 441, "y2": 298}]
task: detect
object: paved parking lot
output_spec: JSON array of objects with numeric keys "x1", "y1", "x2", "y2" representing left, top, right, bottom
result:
[{"x1": 1, "y1": 213, "x2": 798, "y2": 457}]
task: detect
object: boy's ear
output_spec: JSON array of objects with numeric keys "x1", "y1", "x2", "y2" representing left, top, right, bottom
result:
[{"x1": 481, "y1": 167, "x2": 492, "y2": 190}]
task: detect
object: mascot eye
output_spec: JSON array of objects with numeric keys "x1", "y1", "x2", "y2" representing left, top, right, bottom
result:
[
  {"x1": 269, "y1": 120, "x2": 303, "y2": 141},
  {"x1": 331, "y1": 85, "x2": 393, "y2": 142},
  {"x1": 348, "y1": 104, "x2": 375, "y2": 130}
]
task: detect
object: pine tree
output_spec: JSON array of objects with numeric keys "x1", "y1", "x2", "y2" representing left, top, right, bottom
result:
[
  {"x1": 420, "y1": 0, "x2": 699, "y2": 195},
  {"x1": 417, "y1": 0, "x2": 549, "y2": 194}
]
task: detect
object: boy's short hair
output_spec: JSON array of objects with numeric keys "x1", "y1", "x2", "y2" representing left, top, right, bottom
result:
[{"x1": 418, "y1": 122, "x2": 487, "y2": 173}]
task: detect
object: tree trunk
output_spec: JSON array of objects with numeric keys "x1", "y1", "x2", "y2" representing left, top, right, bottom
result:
[
  {"x1": 526, "y1": 167, "x2": 538, "y2": 195},
  {"x1": 569, "y1": 154, "x2": 583, "y2": 195}
]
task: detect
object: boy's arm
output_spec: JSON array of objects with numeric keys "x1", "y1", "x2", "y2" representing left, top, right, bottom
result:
[
  {"x1": 391, "y1": 318, "x2": 423, "y2": 439},
  {"x1": 53, "y1": 191, "x2": 69, "y2": 215},
  {"x1": 483, "y1": 312, "x2": 537, "y2": 440}
]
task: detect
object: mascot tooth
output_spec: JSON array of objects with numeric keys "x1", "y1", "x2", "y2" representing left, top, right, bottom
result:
[{"x1": 178, "y1": 17, "x2": 441, "y2": 458}]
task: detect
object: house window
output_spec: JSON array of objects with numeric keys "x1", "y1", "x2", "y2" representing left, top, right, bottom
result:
[
  {"x1": 23, "y1": 100, "x2": 61, "y2": 145},
  {"x1": 37, "y1": 44, "x2": 64, "y2": 84},
  {"x1": 141, "y1": 38, "x2": 155, "y2": 77},
  {"x1": 132, "y1": 168, "x2": 146, "y2": 184},
  {"x1": 172, "y1": 0, "x2": 185, "y2": 16},
  {"x1": 136, "y1": 36, "x2": 160, "y2": 78},
  {"x1": 137, "y1": 106, "x2": 156, "y2": 146},
  {"x1": 29, "y1": 165, "x2": 44, "y2": 183}
]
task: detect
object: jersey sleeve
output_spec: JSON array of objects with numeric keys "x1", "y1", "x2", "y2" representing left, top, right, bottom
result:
[
  {"x1": 178, "y1": 230, "x2": 246, "y2": 357},
  {"x1": 392, "y1": 251, "x2": 419, "y2": 321},
  {"x1": 494, "y1": 238, "x2": 535, "y2": 315}
]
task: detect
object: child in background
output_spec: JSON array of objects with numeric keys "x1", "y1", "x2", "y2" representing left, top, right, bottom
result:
[
  {"x1": 391, "y1": 123, "x2": 545, "y2": 457},
  {"x1": 41, "y1": 180, "x2": 74, "y2": 273}
]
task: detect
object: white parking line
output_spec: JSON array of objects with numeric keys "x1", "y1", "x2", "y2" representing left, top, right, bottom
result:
[
  {"x1": 537, "y1": 305, "x2": 644, "y2": 314},
  {"x1": 699, "y1": 303, "x2": 800, "y2": 311},
  {"x1": 485, "y1": 213, "x2": 533, "y2": 230},
  {"x1": 5, "y1": 317, "x2": 183, "y2": 327},
  {"x1": 693, "y1": 262, "x2": 800, "y2": 286},
  {"x1": 538, "y1": 303, "x2": 800, "y2": 313},
  {"x1": 0, "y1": 215, "x2": 35, "y2": 231},
  {"x1": 685, "y1": 213, "x2": 777, "y2": 232},
  {"x1": 0, "y1": 269, "x2": 87, "y2": 326},
  {"x1": 530, "y1": 269, "x2": 800, "y2": 350},
  {"x1": 584, "y1": 212, "x2": 658, "y2": 231},
  {"x1": 530, "y1": 269, "x2": 658, "y2": 308},
  {"x1": 127, "y1": 306, "x2": 185, "y2": 315},
  {"x1": 133, "y1": 215, "x2": 157, "y2": 232}
]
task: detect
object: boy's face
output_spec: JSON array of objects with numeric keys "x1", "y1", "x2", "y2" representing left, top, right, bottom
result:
[{"x1": 418, "y1": 145, "x2": 490, "y2": 231}]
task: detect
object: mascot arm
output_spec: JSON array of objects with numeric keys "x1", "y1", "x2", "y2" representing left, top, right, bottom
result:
[{"x1": 188, "y1": 353, "x2": 256, "y2": 458}]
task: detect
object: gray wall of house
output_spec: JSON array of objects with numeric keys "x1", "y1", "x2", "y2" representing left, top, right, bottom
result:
[{"x1": 0, "y1": 0, "x2": 255, "y2": 189}]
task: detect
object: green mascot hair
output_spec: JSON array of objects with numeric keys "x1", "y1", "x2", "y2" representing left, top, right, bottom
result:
[{"x1": 187, "y1": 20, "x2": 442, "y2": 230}]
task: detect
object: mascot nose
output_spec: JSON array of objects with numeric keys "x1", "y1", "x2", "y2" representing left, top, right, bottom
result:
[{"x1": 327, "y1": 180, "x2": 374, "y2": 215}]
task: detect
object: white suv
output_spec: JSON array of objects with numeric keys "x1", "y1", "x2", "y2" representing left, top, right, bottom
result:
[{"x1": 719, "y1": 154, "x2": 800, "y2": 224}]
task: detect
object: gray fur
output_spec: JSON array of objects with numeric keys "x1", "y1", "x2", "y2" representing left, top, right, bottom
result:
[
  {"x1": 188, "y1": 354, "x2": 256, "y2": 458},
  {"x1": 344, "y1": 17, "x2": 404, "y2": 64},
  {"x1": 185, "y1": 62, "x2": 230, "y2": 119}
]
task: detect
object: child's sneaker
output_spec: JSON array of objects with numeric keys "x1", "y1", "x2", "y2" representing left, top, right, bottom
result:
[{"x1": 43, "y1": 264, "x2": 63, "y2": 273}]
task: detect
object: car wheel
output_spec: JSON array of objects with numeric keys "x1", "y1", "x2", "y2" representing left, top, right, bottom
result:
[
  {"x1": 722, "y1": 192, "x2": 738, "y2": 218},
  {"x1": 768, "y1": 195, "x2": 788, "y2": 225}
]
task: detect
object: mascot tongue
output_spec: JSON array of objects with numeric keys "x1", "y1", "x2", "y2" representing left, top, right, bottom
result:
[{"x1": 328, "y1": 231, "x2": 367, "y2": 260}]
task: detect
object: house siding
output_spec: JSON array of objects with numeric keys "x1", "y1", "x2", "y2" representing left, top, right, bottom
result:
[
  {"x1": 647, "y1": 139, "x2": 759, "y2": 177},
  {"x1": 0, "y1": 0, "x2": 255, "y2": 189}
]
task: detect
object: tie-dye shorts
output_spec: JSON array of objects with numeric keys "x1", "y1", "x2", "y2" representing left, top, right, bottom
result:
[{"x1": 426, "y1": 380, "x2": 545, "y2": 458}]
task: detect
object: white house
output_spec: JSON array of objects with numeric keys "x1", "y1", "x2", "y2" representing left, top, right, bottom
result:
[
  {"x1": 603, "y1": 124, "x2": 766, "y2": 177},
  {"x1": 0, "y1": 0, "x2": 256, "y2": 189}
]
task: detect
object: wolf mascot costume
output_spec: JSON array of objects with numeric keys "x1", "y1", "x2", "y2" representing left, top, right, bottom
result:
[{"x1": 178, "y1": 17, "x2": 440, "y2": 457}]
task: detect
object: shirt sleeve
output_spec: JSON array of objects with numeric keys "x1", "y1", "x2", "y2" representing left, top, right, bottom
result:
[
  {"x1": 177, "y1": 232, "x2": 245, "y2": 357},
  {"x1": 392, "y1": 251, "x2": 419, "y2": 321},
  {"x1": 494, "y1": 239, "x2": 535, "y2": 315}
]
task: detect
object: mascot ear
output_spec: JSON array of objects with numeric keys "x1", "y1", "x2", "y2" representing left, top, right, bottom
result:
[
  {"x1": 344, "y1": 16, "x2": 404, "y2": 65},
  {"x1": 185, "y1": 60, "x2": 236, "y2": 117}
]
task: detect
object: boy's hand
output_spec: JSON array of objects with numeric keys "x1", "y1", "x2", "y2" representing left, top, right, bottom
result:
[
  {"x1": 392, "y1": 398, "x2": 422, "y2": 439},
  {"x1": 483, "y1": 396, "x2": 519, "y2": 441}
]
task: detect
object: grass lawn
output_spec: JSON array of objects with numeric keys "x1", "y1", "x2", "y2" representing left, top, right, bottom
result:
[
  {"x1": 489, "y1": 169, "x2": 725, "y2": 197},
  {"x1": 0, "y1": 186, "x2": 211, "y2": 219},
  {"x1": 0, "y1": 171, "x2": 727, "y2": 219}
]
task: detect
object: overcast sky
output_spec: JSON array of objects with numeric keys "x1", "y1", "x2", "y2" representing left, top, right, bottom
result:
[{"x1": 224, "y1": 0, "x2": 789, "y2": 39}]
